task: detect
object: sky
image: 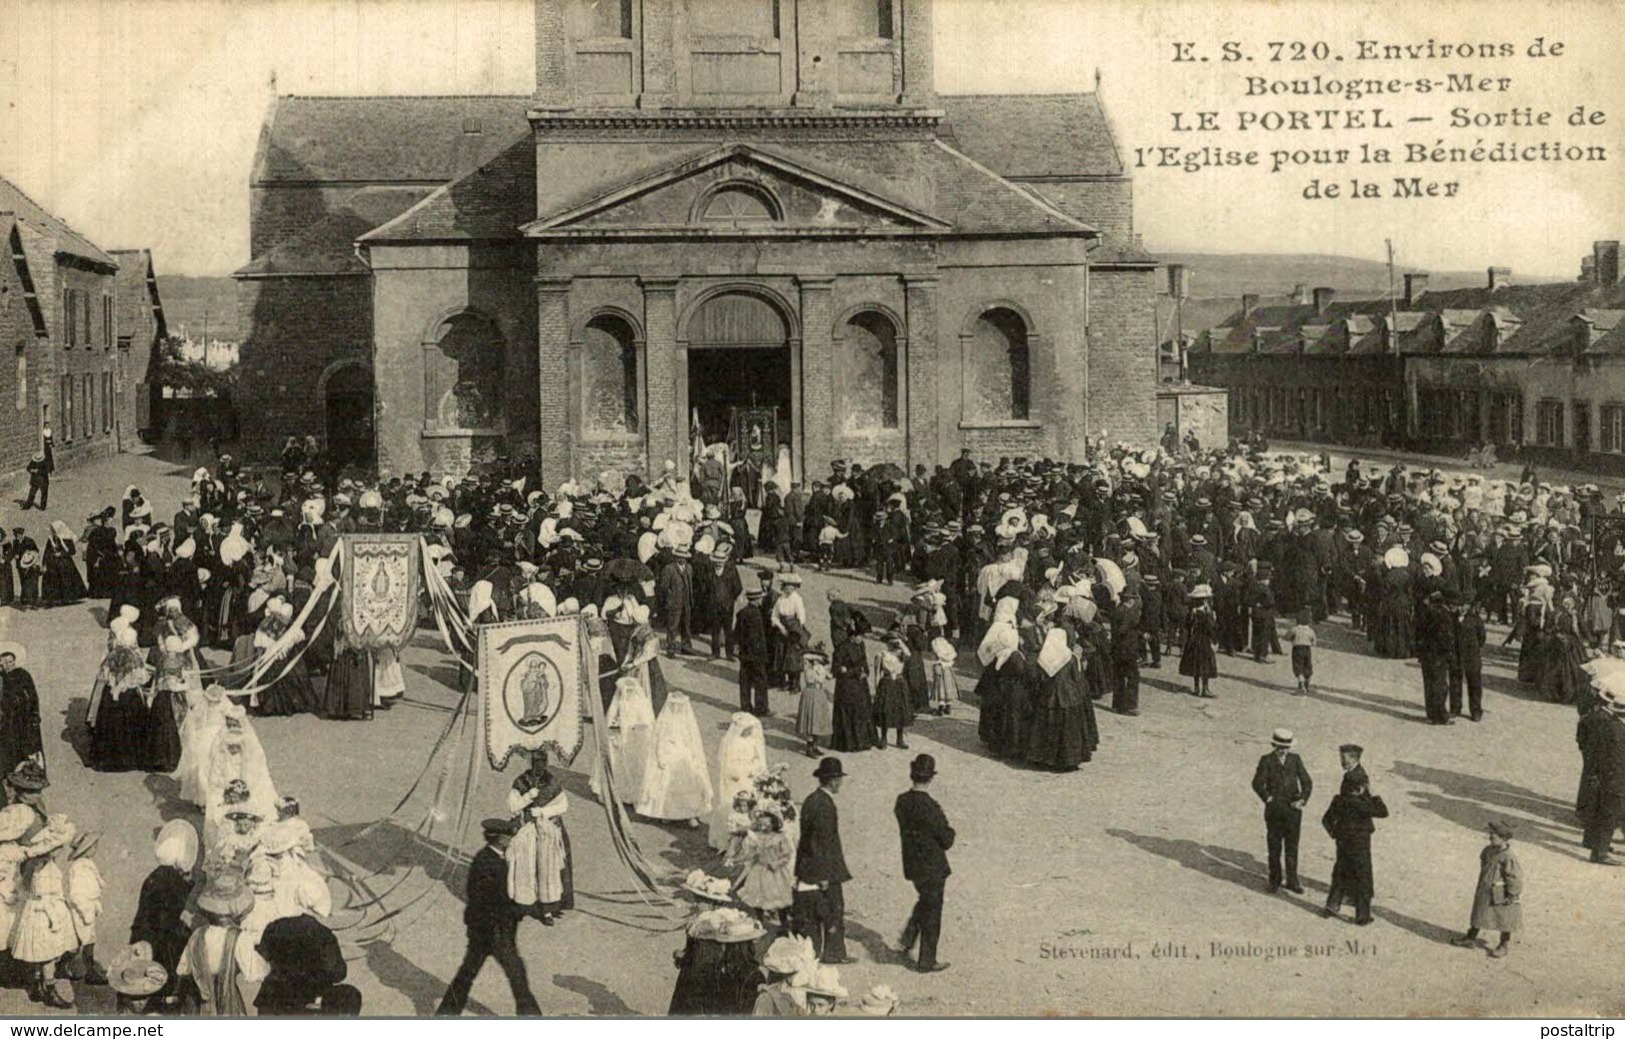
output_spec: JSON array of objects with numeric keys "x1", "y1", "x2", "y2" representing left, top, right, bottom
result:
[{"x1": 1, "y1": 0, "x2": 1620, "y2": 277}]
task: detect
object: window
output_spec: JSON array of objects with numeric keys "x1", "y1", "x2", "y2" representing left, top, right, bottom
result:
[
  {"x1": 80, "y1": 291, "x2": 90, "y2": 346},
  {"x1": 61, "y1": 375, "x2": 72, "y2": 440},
  {"x1": 571, "y1": 0, "x2": 631, "y2": 38},
  {"x1": 102, "y1": 372, "x2": 112, "y2": 432},
  {"x1": 842, "y1": 310, "x2": 900, "y2": 430},
  {"x1": 582, "y1": 314, "x2": 640, "y2": 435},
  {"x1": 103, "y1": 295, "x2": 113, "y2": 348},
  {"x1": 1574, "y1": 399, "x2": 1592, "y2": 452},
  {"x1": 63, "y1": 289, "x2": 75, "y2": 346},
  {"x1": 834, "y1": 0, "x2": 893, "y2": 37},
  {"x1": 14, "y1": 346, "x2": 25, "y2": 412},
  {"x1": 1536, "y1": 398, "x2": 1564, "y2": 447},
  {"x1": 424, "y1": 312, "x2": 506, "y2": 432},
  {"x1": 690, "y1": 0, "x2": 777, "y2": 36},
  {"x1": 965, "y1": 307, "x2": 1031, "y2": 422},
  {"x1": 701, "y1": 185, "x2": 778, "y2": 226},
  {"x1": 1603, "y1": 405, "x2": 1625, "y2": 453}
]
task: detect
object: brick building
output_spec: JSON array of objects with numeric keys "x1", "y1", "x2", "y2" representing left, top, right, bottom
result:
[
  {"x1": 109, "y1": 249, "x2": 166, "y2": 448},
  {"x1": 235, "y1": 0, "x2": 1160, "y2": 482},
  {"x1": 0, "y1": 176, "x2": 159, "y2": 483},
  {"x1": 1188, "y1": 241, "x2": 1625, "y2": 469}
]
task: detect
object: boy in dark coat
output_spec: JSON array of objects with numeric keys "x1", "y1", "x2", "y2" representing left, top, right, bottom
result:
[
  {"x1": 1452, "y1": 598, "x2": 1486, "y2": 721},
  {"x1": 1139, "y1": 573, "x2": 1164, "y2": 668},
  {"x1": 1322, "y1": 745, "x2": 1389, "y2": 924},
  {"x1": 733, "y1": 589, "x2": 770, "y2": 716},
  {"x1": 437, "y1": 818, "x2": 541, "y2": 1016}
]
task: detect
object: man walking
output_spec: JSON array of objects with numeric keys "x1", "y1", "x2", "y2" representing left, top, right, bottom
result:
[
  {"x1": 1251, "y1": 728, "x2": 1312, "y2": 894},
  {"x1": 437, "y1": 818, "x2": 541, "y2": 1016},
  {"x1": 733, "y1": 587, "x2": 770, "y2": 716},
  {"x1": 1581, "y1": 688, "x2": 1625, "y2": 865},
  {"x1": 22, "y1": 434, "x2": 52, "y2": 511},
  {"x1": 794, "y1": 757, "x2": 854, "y2": 964},
  {"x1": 895, "y1": 754, "x2": 954, "y2": 973}
]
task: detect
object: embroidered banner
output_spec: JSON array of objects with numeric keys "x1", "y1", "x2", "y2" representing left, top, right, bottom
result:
[
  {"x1": 480, "y1": 614, "x2": 588, "y2": 770},
  {"x1": 340, "y1": 534, "x2": 422, "y2": 651}
]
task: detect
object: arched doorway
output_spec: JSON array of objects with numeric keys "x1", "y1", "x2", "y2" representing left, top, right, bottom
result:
[
  {"x1": 684, "y1": 291, "x2": 793, "y2": 454},
  {"x1": 323, "y1": 362, "x2": 374, "y2": 467}
]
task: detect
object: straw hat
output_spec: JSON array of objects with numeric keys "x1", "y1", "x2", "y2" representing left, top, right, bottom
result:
[
  {"x1": 197, "y1": 870, "x2": 255, "y2": 918},
  {"x1": 108, "y1": 943, "x2": 168, "y2": 998}
]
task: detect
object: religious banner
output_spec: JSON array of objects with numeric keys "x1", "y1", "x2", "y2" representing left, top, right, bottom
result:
[
  {"x1": 339, "y1": 534, "x2": 422, "y2": 651},
  {"x1": 480, "y1": 614, "x2": 588, "y2": 770}
]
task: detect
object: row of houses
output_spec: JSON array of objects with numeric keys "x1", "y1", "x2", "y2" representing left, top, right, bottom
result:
[
  {"x1": 1186, "y1": 240, "x2": 1625, "y2": 469},
  {"x1": 0, "y1": 176, "x2": 166, "y2": 483}
]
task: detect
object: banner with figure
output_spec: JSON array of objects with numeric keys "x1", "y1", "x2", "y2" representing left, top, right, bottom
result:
[
  {"x1": 481, "y1": 615, "x2": 588, "y2": 770},
  {"x1": 340, "y1": 535, "x2": 422, "y2": 651}
]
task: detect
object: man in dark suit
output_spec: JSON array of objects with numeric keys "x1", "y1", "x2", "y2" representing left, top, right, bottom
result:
[
  {"x1": 733, "y1": 588, "x2": 770, "y2": 715},
  {"x1": 1322, "y1": 744, "x2": 1388, "y2": 924},
  {"x1": 1416, "y1": 590, "x2": 1458, "y2": 725},
  {"x1": 22, "y1": 435, "x2": 51, "y2": 511},
  {"x1": 1582, "y1": 693, "x2": 1625, "y2": 865},
  {"x1": 895, "y1": 754, "x2": 954, "y2": 973},
  {"x1": 1251, "y1": 728, "x2": 1313, "y2": 894},
  {"x1": 794, "y1": 757, "x2": 854, "y2": 964},
  {"x1": 437, "y1": 818, "x2": 541, "y2": 1016}
]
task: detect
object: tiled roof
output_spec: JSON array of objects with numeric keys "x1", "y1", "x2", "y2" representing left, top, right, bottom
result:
[
  {"x1": 361, "y1": 137, "x2": 536, "y2": 243},
  {"x1": 938, "y1": 93, "x2": 1124, "y2": 178},
  {"x1": 253, "y1": 95, "x2": 533, "y2": 184},
  {"x1": 235, "y1": 185, "x2": 434, "y2": 276},
  {"x1": 0, "y1": 176, "x2": 117, "y2": 268}
]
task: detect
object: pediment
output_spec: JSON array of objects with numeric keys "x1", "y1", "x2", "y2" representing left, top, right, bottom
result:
[{"x1": 521, "y1": 144, "x2": 948, "y2": 237}]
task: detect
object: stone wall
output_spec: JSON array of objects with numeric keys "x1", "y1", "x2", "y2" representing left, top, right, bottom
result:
[
  {"x1": 1024, "y1": 178, "x2": 1134, "y2": 247},
  {"x1": 235, "y1": 274, "x2": 374, "y2": 458},
  {"x1": 47, "y1": 263, "x2": 121, "y2": 471},
  {"x1": 0, "y1": 230, "x2": 43, "y2": 483},
  {"x1": 1085, "y1": 265, "x2": 1159, "y2": 448}
]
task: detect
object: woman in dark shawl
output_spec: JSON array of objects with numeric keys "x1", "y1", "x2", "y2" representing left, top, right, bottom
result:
[
  {"x1": 826, "y1": 623, "x2": 875, "y2": 752},
  {"x1": 83, "y1": 510, "x2": 120, "y2": 599},
  {"x1": 130, "y1": 819, "x2": 198, "y2": 1000},
  {"x1": 1026, "y1": 626, "x2": 1095, "y2": 770},
  {"x1": 41, "y1": 521, "x2": 87, "y2": 604}
]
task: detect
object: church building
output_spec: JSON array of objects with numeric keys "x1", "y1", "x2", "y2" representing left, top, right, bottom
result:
[{"x1": 235, "y1": 0, "x2": 1159, "y2": 482}]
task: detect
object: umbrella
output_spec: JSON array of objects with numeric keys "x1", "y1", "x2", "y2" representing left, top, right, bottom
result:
[
  {"x1": 1093, "y1": 558, "x2": 1126, "y2": 598},
  {"x1": 605, "y1": 558, "x2": 653, "y2": 585},
  {"x1": 869, "y1": 462, "x2": 906, "y2": 483}
]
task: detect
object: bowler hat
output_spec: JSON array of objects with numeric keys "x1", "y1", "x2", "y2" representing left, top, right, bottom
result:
[
  {"x1": 909, "y1": 754, "x2": 937, "y2": 781},
  {"x1": 482, "y1": 817, "x2": 520, "y2": 838},
  {"x1": 812, "y1": 757, "x2": 847, "y2": 781}
]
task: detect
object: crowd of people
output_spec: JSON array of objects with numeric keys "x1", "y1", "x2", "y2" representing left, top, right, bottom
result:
[{"x1": 2, "y1": 426, "x2": 1623, "y2": 1014}]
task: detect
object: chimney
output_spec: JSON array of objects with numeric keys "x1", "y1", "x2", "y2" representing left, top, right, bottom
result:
[
  {"x1": 1403, "y1": 272, "x2": 1429, "y2": 307},
  {"x1": 1488, "y1": 266, "x2": 1512, "y2": 290},
  {"x1": 1312, "y1": 286, "x2": 1335, "y2": 315},
  {"x1": 1596, "y1": 240, "x2": 1622, "y2": 286},
  {"x1": 1581, "y1": 255, "x2": 1596, "y2": 283},
  {"x1": 1167, "y1": 264, "x2": 1189, "y2": 299},
  {"x1": 1241, "y1": 293, "x2": 1259, "y2": 318}
]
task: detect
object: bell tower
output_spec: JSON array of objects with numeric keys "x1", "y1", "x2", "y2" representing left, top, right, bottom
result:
[{"x1": 533, "y1": 0, "x2": 936, "y2": 112}]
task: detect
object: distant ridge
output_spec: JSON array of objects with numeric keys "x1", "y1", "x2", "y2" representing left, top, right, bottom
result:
[{"x1": 1153, "y1": 251, "x2": 1569, "y2": 300}]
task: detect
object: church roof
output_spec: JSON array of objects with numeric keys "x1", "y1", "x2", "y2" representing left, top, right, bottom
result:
[
  {"x1": 252, "y1": 95, "x2": 533, "y2": 185},
  {"x1": 236, "y1": 185, "x2": 437, "y2": 276},
  {"x1": 0, "y1": 175, "x2": 118, "y2": 269},
  {"x1": 938, "y1": 93, "x2": 1125, "y2": 179},
  {"x1": 359, "y1": 138, "x2": 537, "y2": 243}
]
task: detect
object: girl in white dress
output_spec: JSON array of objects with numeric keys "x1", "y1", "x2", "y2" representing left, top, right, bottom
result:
[
  {"x1": 635, "y1": 692, "x2": 714, "y2": 826},
  {"x1": 175, "y1": 683, "x2": 230, "y2": 807},
  {"x1": 591, "y1": 675, "x2": 655, "y2": 805},
  {"x1": 708, "y1": 713, "x2": 766, "y2": 851}
]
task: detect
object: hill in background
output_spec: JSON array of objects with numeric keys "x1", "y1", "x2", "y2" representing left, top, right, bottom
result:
[{"x1": 157, "y1": 274, "x2": 240, "y2": 342}]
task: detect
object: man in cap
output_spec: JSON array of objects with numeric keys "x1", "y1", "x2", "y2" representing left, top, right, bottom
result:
[
  {"x1": 794, "y1": 757, "x2": 854, "y2": 964},
  {"x1": 437, "y1": 817, "x2": 541, "y2": 1016},
  {"x1": 1251, "y1": 729, "x2": 1313, "y2": 894},
  {"x1": 894, "y1": 754, "x2": 954, "y2": 973},
  {"x1": 1322, "y1": 744, "x2": 1387, "y2": 924}
]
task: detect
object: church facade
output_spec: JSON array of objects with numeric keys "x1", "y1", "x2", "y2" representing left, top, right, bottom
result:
[{"x1": 235, "y1": 0, "x2": 1158, "y2": 483}]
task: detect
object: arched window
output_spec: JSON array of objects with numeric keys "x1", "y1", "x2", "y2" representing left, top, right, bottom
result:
[
  {"x1": 842, "y1": 310, "x2": 899, "y2": 430},
  {"x1": 583, "y1": 313, "x2": 640, "y2": 434},
  {"x1": 700, "y1": 185, "x2": 779, "y2": 227},
  {"x1": 425, "y1": 312, "x2": 505, "y2": 431},
  {"x1": 967, "y1": 306, "x2": 1031, "y2": 421}
]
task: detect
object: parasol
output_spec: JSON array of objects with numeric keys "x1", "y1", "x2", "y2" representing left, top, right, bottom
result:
[
  {"x1": 869, "y1": 462, "x2": 905, "y2": 482},
  {"x1": 1093, "y1": 558, "x2": 1126, "y2": 598},
  {"x1": 605, "y1": 558, "x2": 653, "y2": 585}
]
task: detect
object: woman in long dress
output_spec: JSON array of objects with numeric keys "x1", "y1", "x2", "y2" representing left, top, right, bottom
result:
[
  {"x1": 1179, "y1": 585, "x2": 1219, "y2": 697},
  {"x1": 507, "y1": 751, "x2": 573, "y2": 925},
  {"x1": 975, "y1": 597, "x2": 1021, "y2": 746},
  {"x1": 1541, "y1": 593, "x2": 1589, "y2": 705},
  {"x1": 795, "y1": 647, "x2": 835, "y2": 757},
  {"x1": 1373, "y1": 550, "x2": 1415, "y2": 660},
  {"x1": 41, "y1": 521, "x2": 87, "y2": 605},
  {"x1": 1517, "y1": 574, "x2": 1552, "y2": 685},
  {"x1": 769, "y1": 576, "x2": 808, "y2": 692},
  {"x1": 87, "y1": 624, "x2": 151, "y2": 772},
  {"x1": 827, "y1": 627, "x2": 874, "y2": 752},
  {"x1": 636, "y1": 692, "x2": 714, "y2": 826},
  {"x1": 1026, "y1": 626, "x2": 1095, "y2": 770},
  {"x1": 83, "y1": 510, "x2": 119, "y2": 600},
  {"x1": 200, "y1": 708, "x2": 279, "y2": 852},
  {"x1": 251, "y1": 602, "x2": 316, "y2": 717},
  {"x1": 591, "y1": 674, "x2": 655, "y2": 805},
  {"x1": 708, "y1": 713, "x2": 767, "y2": 851},
  {"x1": 176, "y1": 683, "x2": 230, "y2": 806}
]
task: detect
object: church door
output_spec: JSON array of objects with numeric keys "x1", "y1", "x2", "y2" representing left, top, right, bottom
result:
[{"x1": 325, "y1": 363, "x2": 375, "y2": 467}]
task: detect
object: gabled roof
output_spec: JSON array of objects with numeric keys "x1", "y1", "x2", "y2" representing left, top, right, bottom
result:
[
  {"x1": 109, "y1": 248, "x2": 168, "y2": 341},
  {"x1": 236, "y1": 185, "x2": 434, "y2": 276},
  {"x1": 0, "y1": 176, "x2": 117, "y2": 269},
  {"x1": 253, "y1": 95, "x2": 533, "y2": 184},
  {"x1": 517, "y1": 142, "x2": 952, "y2": 236},
  {"x1": 3, "y1": 217, "x2": 49, "y2": 339},
  {"x1": 938, "y1": 93, "x2": 1124, "y2": 178},
  {"x1": 361, "y1": 137, "x2": 536, "y2": 243}
]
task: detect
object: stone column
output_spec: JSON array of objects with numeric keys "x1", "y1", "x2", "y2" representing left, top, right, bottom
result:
[
  {"x1": 536, "y1": 277, "x2": 573, "y2": 486},
  {"x1": 639, "y1": 0, "x2": 677, "y2": 108},
  {"x1": 798, "y1": 277, "x2": 835, "y2": 481},
  {"x1": 903, "y1": 274, "x2": 940, "y2": 469},
  {"x1": 642, "y1": 278, "x2": 681, "y2": 478},
  {"x1": 900, "y1": 0, "x2": 936, "y2": 105},
  {"x1": 533, "y1": 0, "x2": 571, "y2": 107},
  {"x1": 793, "y1": 0, "x2": 834, "y2": 108}
]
